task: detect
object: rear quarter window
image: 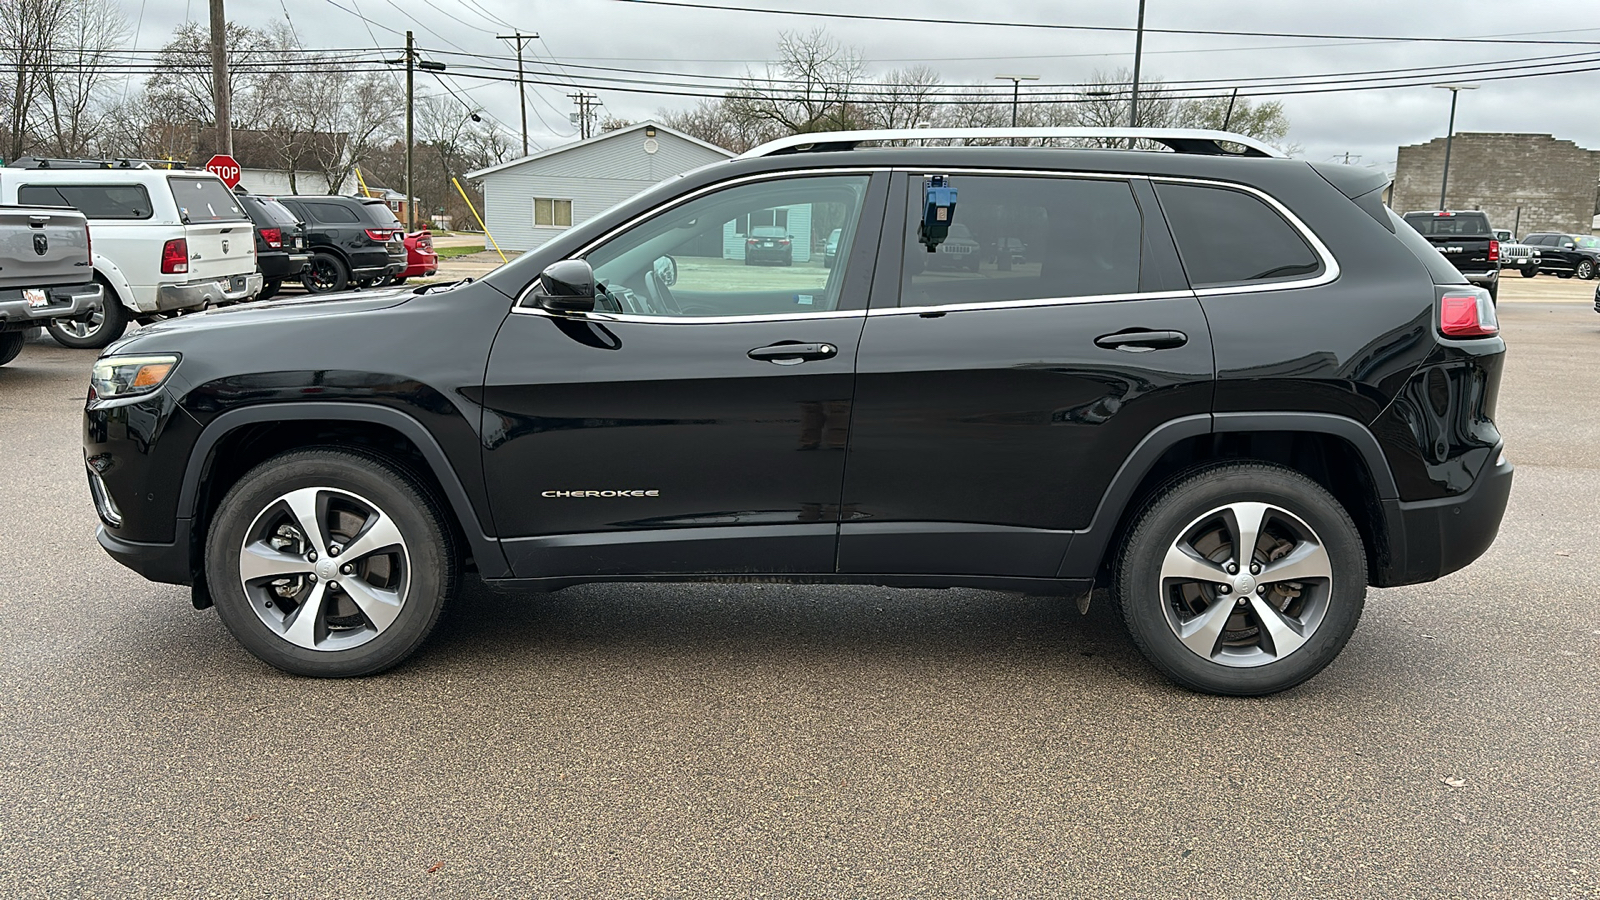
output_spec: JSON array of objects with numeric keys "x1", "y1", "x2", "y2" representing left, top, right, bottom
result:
[
  {"x1": 358, "y1": 201, "x2": 402, "y2": 227},
  {"x1": 17, "y1": 183, "x2": 153, "y2": 219},
  {"x1": 169, "y1": 177, "x2": 248, "y2": 223},
  {"x1": 1154, "y1": 182, "x2": 1323, "y2": 288},
  {"x1": 301, "y1": 201, "x2": 362, "y2": 224}
]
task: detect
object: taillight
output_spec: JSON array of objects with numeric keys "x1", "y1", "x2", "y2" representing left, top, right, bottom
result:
[
  {"x1": 778, "y1": 239, "x2": 791, "y2": 246},
  {"x1": 260, "y1": 227, "x2": 283, "y2": 249},
  {"x1": 1439, "y1": 288, "x2": 1499, "y2": 338},
  {"x1": 1488, "y1": 239, "x2": 1499, "y2": 263},
  {"x1": 366, "y1": 229, "x2": 393, "y2": 241},
  {"x1": 161, "y1": 238, "x2": 188, "y2": 275},
  {"x1": 419, "y1": 237, "x2": 433, "y2": 251},
  {"x1": 746, "y1": 238, "x2": 759, "y2": 245}
]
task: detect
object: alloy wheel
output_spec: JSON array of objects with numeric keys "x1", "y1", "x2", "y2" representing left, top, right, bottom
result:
[{"x1": 55, "y1": 300, "x2": 106, "y2": 340}]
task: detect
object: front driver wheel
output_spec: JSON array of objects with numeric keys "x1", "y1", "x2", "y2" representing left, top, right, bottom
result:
[
  {"x1": 206, "y1": 448, "x2": 458, "y2": 677},
  {"x1": 1115, "y1": 462, "x2": 1366, "y2": 696}
]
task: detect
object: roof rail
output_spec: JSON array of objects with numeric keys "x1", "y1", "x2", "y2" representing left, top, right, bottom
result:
[
  {"x1": 6, "y1": 156, "x2": 188, "y2": 170},
  {"x1": 735, "y1": 128, "x2": 1285, "y2": 160}
]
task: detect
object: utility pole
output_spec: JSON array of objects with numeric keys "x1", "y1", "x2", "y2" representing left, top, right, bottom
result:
[
  {"x1": 993, "y1": 75, "x2": 1038, "y2": 145},
  {"x1": 1434, "y1": 83, "x2": 1478, "y2": 211},
  {"x1": 569, "y1": 92, "x2": 600, "y2": 139},
  {"x1": 390, "y1": 33, "x2": 446, "y2": 232},
  {"x1": 496, "y1": 31, "x2": 538, "y2": 157},
  {"x1": 1129, "y1": 0, "x2": 1147, "y2": 148},
  {"x1": 208, "y1": 0, "x2": 231, "y2": 155}
]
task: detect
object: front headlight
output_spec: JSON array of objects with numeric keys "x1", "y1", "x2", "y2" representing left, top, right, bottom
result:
[{"x1": 90, "y1": 354, "x2": 180, "y2": 401}]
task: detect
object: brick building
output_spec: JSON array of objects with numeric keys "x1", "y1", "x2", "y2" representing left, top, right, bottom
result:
[{"x1": 1391, "y1": 132, "x2": 1600, "y2": 236}]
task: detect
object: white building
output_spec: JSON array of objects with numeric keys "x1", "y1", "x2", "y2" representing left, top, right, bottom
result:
[{"x1": 465, "y1": 121, "x2": 732, "y2": 252}]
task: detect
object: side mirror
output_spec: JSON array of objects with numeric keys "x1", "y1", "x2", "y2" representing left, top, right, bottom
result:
[
  {"x1": 1563, "y1": 242, "x2": 1576, "y2": 249},
  {"x1": 652, "y1": 255, "x2": 677, "y2": 288},
  {"x1": 532, "y1": 259, "x2": 596, "y2": 313}
]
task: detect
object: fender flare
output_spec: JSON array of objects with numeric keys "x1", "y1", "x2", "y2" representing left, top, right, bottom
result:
[
  {"x1": 92, "y1": 254, "x2": 141, "y2": 313},
  {"x1": 178, "y1": 402, "x2": 510, "y2": 578},
  {"x1": 1057, "y1": 412, "x2": 1399, "y2": 576}
]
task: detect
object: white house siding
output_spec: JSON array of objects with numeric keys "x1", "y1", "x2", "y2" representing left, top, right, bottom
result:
[
  {"x1": 237, "y1": 168, "x2": 350, "y2": 197},
  {"x1": 475, "y1": 127, "x2": 730, "y2": 252},
  {"x1": 721, "y1": 204, "x2": 813, "y2": 262}
]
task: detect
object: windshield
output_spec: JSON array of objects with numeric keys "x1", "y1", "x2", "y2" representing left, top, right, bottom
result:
[{"x1": 1576, "y1": 236, "x2": 1600, "y2": 249}]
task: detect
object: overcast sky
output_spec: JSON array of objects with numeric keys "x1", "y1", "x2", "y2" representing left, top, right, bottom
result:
[{"x1": 125, "y1": 0, "x2": 1600, "y2": 172}]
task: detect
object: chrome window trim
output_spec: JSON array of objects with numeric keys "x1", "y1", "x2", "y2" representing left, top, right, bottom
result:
[
  {"x1": 509, "y1": 306, "x2": 867, "y2": 325},
  {"x1": 1149, "y1": 175, "x2": 1341, "y2": 296},
  {"x1": 512, "y1": 167, "x2": 886, "y2": 318},
  {"x1": 874, "y1": 289, "x2": 1194, "y2": 318}
]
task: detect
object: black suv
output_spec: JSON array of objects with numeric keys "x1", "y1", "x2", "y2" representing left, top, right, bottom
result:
[
  {"x1": 236, "y1": 194, "x2": 310, "y2": 301},
  {"x1": 1520, "y1": 232, "x2": 1600, "y2": 280},
  {"x1": 273, "y1": 195, "x2": 405, "y2": 293},
  {"x1": 84, "y1": 129, "x2": 1512, "y2": 695}
]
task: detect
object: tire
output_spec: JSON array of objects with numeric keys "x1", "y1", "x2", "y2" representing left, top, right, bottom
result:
[
  {"x1": 301, "y1": 253, "x2": 349, "y2": 294},
  {"x1": 1520, "y1": 265, "x2": 1538, "y2": 278},
  {"x1": 258, "y1": 278, "x2": 281, "y2": 301},
  {"x1": 205, "y1": 447, "x2": 459, "y2": 677},
  {"x1": 1114, "y1": 462, "x2": 1367, "y2": 696},
  {"x1": 1577, "y1": 259, "x2": 1595, "y2": 280},
  {"x1": 0, "y1": 331, "x2": 23, "y2": 366},
  {"x1": 1486, "y1": 279, "x2": 1498, "y2": 303},
  {"x1": 46, "y1": 286, "x2": 128, "y2": 349}
]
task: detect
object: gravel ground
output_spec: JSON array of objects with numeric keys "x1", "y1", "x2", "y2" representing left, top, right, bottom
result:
[{"x1": 0, "y1": 299, "x2": 1595, "y2": 898}]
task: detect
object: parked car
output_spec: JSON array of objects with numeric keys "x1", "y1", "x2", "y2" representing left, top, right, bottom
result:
[
  {"x1": 85, "y1": 126, "x2": 1511, "y2": 696},
  {"x1": 273, "y1": 195, "x2": 406, "y2": 293},
  {"x1": 0, "y1": 204, "x2": 104, "y2": 365},
  {"x1": 1518, "y1": 232, "x2": 1600, "y2": 279},
  {"x1": 394, "y1": 230, "x2": 437, "y2": 284},
  {"x1": 1400, "y1": 210, "x2": 1500, "y2": 299},
  {"x1": 918, "y1": 222, "x2": 982, "y2": 271},
  {"x1": 743, "y1": 225, "x2": 793, "y2": 265},
  {"x1": 823, "y1": 228, "x2": 841, "y2": 268},
  {"x1": 236, "y1": 194, "x2": 309, "y2": 301},
  {"x1": 0, "y1": 159, "x2": 263, "y2": 348}
]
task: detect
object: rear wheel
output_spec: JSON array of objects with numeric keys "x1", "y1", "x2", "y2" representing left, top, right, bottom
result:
[
  {"x1": 1520, "y1": 265, "x2": 1538, "y2": 278},
  {"x1": 1114, "y1": 462, "x2": 1367, "y2": 696},
  {"x1": 258, "y1": 278, "x2": 282, "y2": 301},
  {"x1": 1577, "y1": 259, "x2": 1595, "y2": 280},
  {"x1": 46, "y1": 288, "x2": 127, "y2": 349},
  {"x1": 1486, "y1": 279, "x2": 1498, "y2": 302},
  {"x1": 302, "y1": 253, "x2": 349, "y2": 293},
  {"x1": 0, "y1": 331, "x2": 24, "y2": 366},
  {"x1": 205, "y1": 448, "x2": 458, "y2": 677}
]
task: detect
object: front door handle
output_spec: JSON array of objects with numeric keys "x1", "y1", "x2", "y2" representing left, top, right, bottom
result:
[
  {"x1": 748, "y1": 342, "x2": 838, "y2": 365},
  {"x1": 1094, "y1": 329, "x2": 1188, "y2": 352}
]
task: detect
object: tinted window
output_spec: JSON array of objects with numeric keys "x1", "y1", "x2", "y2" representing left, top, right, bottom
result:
[
  {"x1": 301, "y1": 201, "x2": 362, "y2": 224},
  {"x1": 17, "y1": 183, "x2": 152, "y2": 219},
  {"x1": 1402, "y1": 212, "x2": 1490, "y2": 236},
  {"x1": 1156, "y1": 182, "x2": 1321, "y2": 287},
  {"x1": 899, "y1": 175, "x2": 1141, "y2": 308},
  {"x1": 239, "y1": 195, "x2": 299, "y2": 227},
  {"x1": 169, "y1": 176, "x2": 248, "y2": 223},
  {"x1": 587, "y1": 174, "x2": 869, "y2": 317},
  {"x1": 358, "y1": 200, "x2": 402, "y2": 227}
]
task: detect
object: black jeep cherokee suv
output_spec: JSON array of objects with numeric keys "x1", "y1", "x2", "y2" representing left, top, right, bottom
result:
[{"x1": 84, "y1": 129, "x2": 1512, "y2": 695}]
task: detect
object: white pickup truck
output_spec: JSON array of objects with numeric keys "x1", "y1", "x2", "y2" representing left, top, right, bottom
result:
[{"x1": 0, "y1": 160, "x2": 262, "y2": 348}]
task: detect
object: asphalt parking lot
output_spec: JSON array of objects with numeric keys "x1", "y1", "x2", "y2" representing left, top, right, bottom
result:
[{"x1": 1, "y1": 279, "x2": 1596, "y2": 897}]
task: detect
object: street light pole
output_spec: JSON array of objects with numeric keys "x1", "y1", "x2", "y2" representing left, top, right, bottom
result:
[
  {"x1": 1434, "y1": 83, "x2": 1478, "y2": 211},
  {"x1": 994, "y1": 75, "x2": 1039, "y2": 145}
]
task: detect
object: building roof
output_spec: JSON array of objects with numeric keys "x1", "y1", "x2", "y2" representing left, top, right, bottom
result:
[{"x1": 465, "y1": 120, "x2": 732, "y2": 180}]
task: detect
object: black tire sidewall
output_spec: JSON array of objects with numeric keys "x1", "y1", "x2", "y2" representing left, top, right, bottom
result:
[
  {"x1": 205, "y1": 450, "x2": 453, "y2": 677},
  {"x1": 1117, "y1": 465, "x2": 1367, "y2": 696},
  {"x1": 302, "y1": 254, "x2": 349, "y2": 293},
  {"x1": 0, "y1": 331, "x2": 24, "y2": 366}
]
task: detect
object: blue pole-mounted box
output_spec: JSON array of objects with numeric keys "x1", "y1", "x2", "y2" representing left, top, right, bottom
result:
[{"x1": 919, "y1": 175, "x2": 957, "y2": 251}]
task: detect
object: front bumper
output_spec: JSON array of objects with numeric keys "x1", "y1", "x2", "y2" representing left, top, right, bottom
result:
[
  {"x1": 1378, "y1": 446, "x2": 1514, "y2": 587},
  {"x1": 153, "y1": 273, "x2": 264, "y2": 312},
  {"x1": 97, "y1": 520, "x2": 194, "y2": 586},
  {"x1": 0, "y1": 282, "x2": 103, "y2": 331}
]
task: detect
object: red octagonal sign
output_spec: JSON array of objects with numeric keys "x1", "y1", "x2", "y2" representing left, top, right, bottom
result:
[{"x1": 205, "y1": 154, "x2": 242, "y2": 189}]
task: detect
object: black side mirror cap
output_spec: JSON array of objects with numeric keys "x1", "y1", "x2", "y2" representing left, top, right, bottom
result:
[{"x1": 532, "y1": 259, "x2": 597, "y2": 313}]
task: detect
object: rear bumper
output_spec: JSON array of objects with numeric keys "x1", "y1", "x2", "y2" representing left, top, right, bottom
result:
[
  {"x1": 258, "y1": 250, "x2": 311, "y2": 280},
  {"x1": 1377, "y1": 446, "x2": 1514, "y2": 587},
  {"x1": 0, "y1": 282, "x2": 103, "y2": 331},
  {"x1": 1463, "y1": 269, "x2": 1499, "y2": 287},
  {"x1": 152, "y1": 273, "x2": 263, "y2": 311}
]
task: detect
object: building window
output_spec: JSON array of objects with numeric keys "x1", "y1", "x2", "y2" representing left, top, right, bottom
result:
[{"x1": 533, "y1": 198, "x2": 573, "y2": 228}]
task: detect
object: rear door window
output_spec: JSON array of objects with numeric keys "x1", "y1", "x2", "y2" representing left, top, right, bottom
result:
[
  {"x1": 1154, "y1": 182, "x2": 1322, "y2": 288},
  {"x1": 169, "y1": 176, "x2": 248, "y2": 223},
  {"x1": 17, "y1": 183, "x2": 152, "y2": 219},
  {"x1": 898, "y1": 174, "x2": 1142, "y2": 308}
]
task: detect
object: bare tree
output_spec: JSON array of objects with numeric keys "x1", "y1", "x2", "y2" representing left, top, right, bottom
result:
[
  {"x1": 658, "y1": 98, "x2": 775, "y2": 153},
  {"x1": 1, "y1": 0, "x2": 73, "y2": 159},
  {"x1": 35, "y1": 0, "x2": 129, "y2": 156},
  {"x1": 863, "y1": 65, "x2": 942, "y2": 131},
  {"x1": 725, "y1": 29, "x2": 867, "y2": 134}
]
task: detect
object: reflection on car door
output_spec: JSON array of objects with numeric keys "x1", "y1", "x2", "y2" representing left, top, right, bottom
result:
[
  {"x1": 480, "y1": 171, "x2": 888, "y2": 579},
  {"x1": 839, "y1": 173, "x2": 1214, "y2": 578}
]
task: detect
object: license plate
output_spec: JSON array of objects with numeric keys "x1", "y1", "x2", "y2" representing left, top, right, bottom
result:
[{"x1": 24, "y1": 288, "x2": 46, "y2": 308}]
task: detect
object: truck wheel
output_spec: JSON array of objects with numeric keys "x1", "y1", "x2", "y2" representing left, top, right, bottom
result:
[
  {"x1": 1486, "y1": 279, "x2": 1498, "y2": 303},
  {"x1": 302, "y1": 253, "x2": 349, "y2": 294},
  {"x1": 258, "y1": 278, "x2": 281, "y2": 301},
  {"x1": 1520, "y1": 265, "x2": 1538, "y2": 278},
  {"x1": 1114, "y1": 462, "x2": 1367, "y2": 696},
  {"x1": 46, "y1": 290, "x2": 128, "y2": 350},
  {"x1": 0, "y1": 331, "x2": 24, "y2": 366},
  {"x1": 205, "y1": 448, "x2": 458, "y2": 677},
  {"x1": 1576, "y1": 259, "x2": 1595, "y2": 280}
]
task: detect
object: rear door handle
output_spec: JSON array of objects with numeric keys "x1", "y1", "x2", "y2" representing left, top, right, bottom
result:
[
  {"x1": 748, "y1": 342, "x2": 838, "y2": 365},
  {"x1": 1094, "y1": 329, "x2": 1188, "y2": 352}
]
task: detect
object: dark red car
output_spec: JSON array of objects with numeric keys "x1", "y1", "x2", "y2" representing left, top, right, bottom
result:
[{"x1": 395, "y1": 230, "x2": 438, "y2": 283}]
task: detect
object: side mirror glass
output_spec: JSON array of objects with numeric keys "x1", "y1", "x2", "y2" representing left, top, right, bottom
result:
[
  {"x1": 652, "y1": 255, "x2": 677, "y2": 288},
  {"x1": 533, "y1": 259, "x2": 596, "y2": 313}
]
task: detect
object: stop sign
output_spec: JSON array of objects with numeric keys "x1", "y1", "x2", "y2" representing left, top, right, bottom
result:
[{"x1": 205, "y1": 154, "x2": 242, "y2": 189}]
